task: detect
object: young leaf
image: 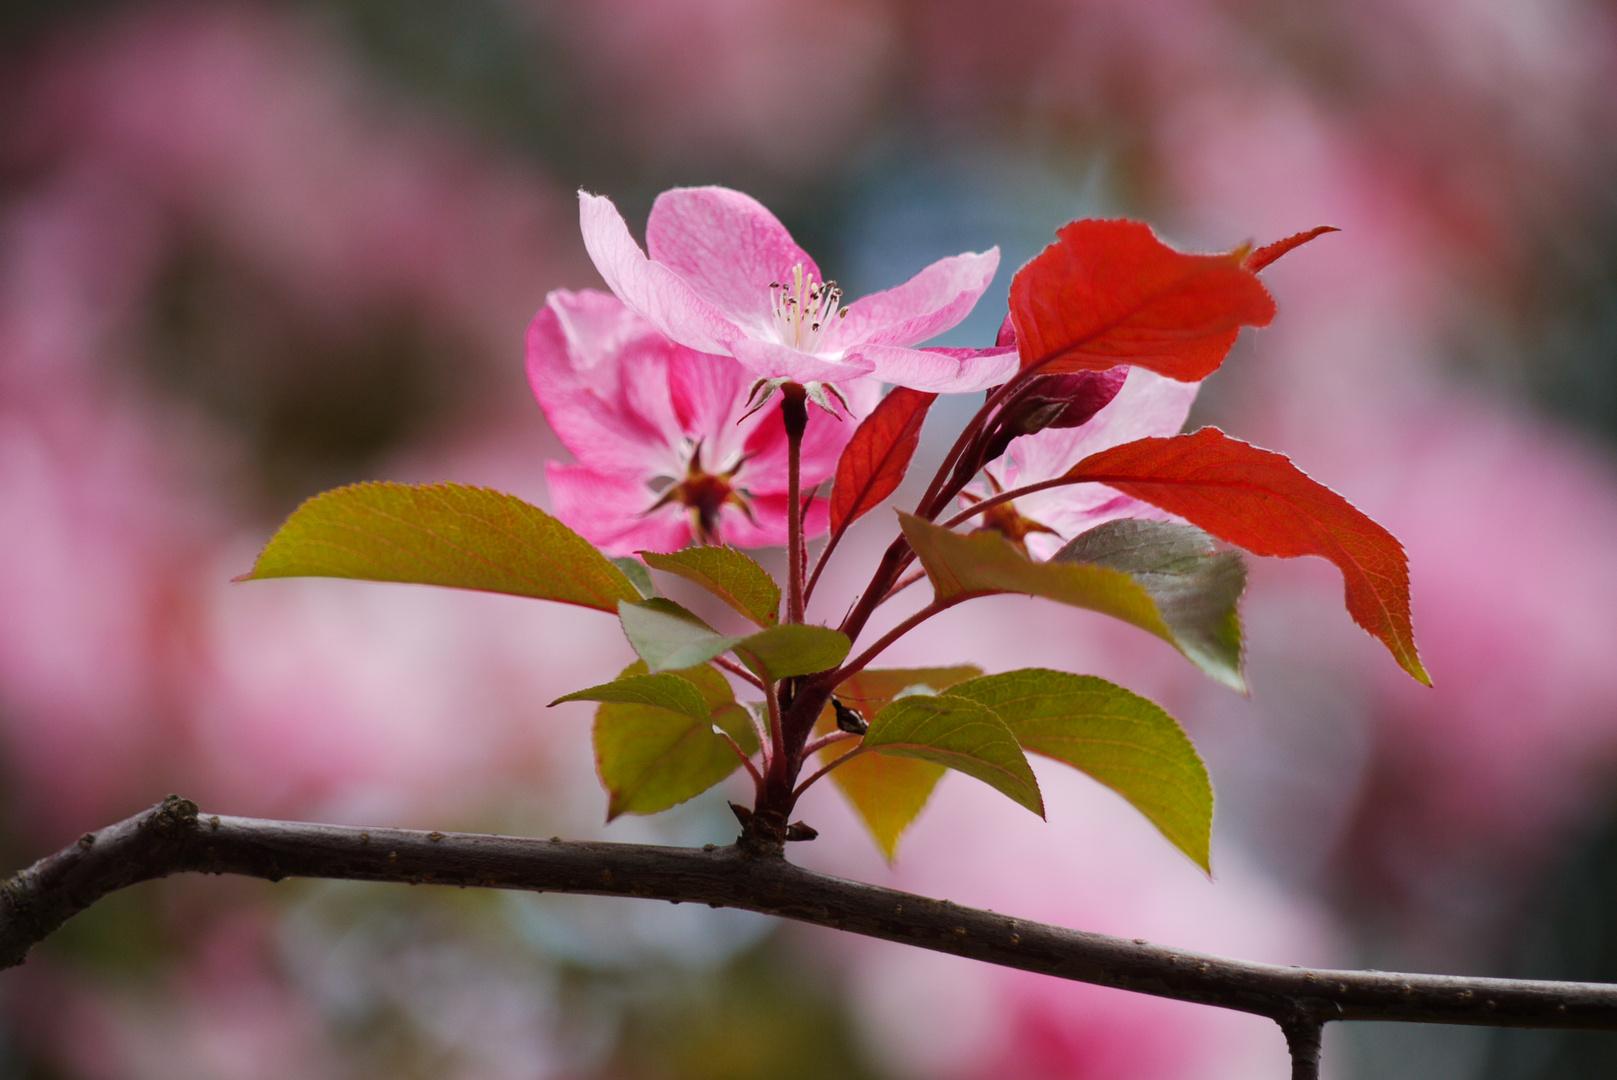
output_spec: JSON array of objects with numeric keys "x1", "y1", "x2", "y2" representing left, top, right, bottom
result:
[
  {"x1": 1053, "y1": 519, "x2": 1247, "y2": 693},
  {"x1": 863, "y1": 694, "x2": 1043, "y2": 817},
  {"x1": 240, "y1": 481, "x2": 640, "y2": 612},
  {"x1": 946, "y1": 669, "x2": 1213, "y2": 872},
  {"x1": 829, "y1": 387, "x2": 938, "y2": 535},
  {"x1": 556, "y1": 663, "x2": 756, "y2": 819},
  {"x1": 640, "y1": 547, "x2": 780, "y2": 626},
  {"x1": 833, "y1": 666, "x2": 985, "y2": 719},
  {"x1": 816, "y1": 666, "x2": 983, "y2": 860},
  {"x1": 899, "y1": 514, "x2": 1238, "y2": 687},
  {"x1": 1243, "y1": 226, "x2": 1339, "y2": 273},
  {"x1": 732, "y1": 624, "x2": 851, "y2": 682},
  {"x1": 1009, "y1": 219, "x2": 1275, "y2": 381},
  {"x1": 611, "y1": 556, "x2": 659, "y2": 599},
  {"x1": 617, "y1": 599, "x2": 743, "y2": 673},
  {"x1": 1061, "y1": 428, "x2": 1429, "y2": 685}
]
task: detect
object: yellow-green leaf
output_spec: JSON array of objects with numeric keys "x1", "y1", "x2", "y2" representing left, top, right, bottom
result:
[
  {"x1": 556, "y1": 663, "x2": 756, "y2": 819},
  {"x1": 1054, "y1": 519, "x2": 1246, "y2": 692},
  {"x1": 732, "y1": 624, "x2": 851, "y2": 682},
  {"x1": 862, "y1": 694, "x2": 1044, "y2": 817},
  {"x1": 815, "y1": 666, "x2": 981, "y2": 860},
  {"x1": 240, "y1": 481, "x2": 638, "y2": 612},
  {"x1": 947, "y1": 668, "x2": 1212, "y2": 872},
  {"x1": 641, "y1": 547, "x2": 780, "y2": 626},
  {"x1": 899, "y1": 513, "x2": 1236, "y2": 689}
]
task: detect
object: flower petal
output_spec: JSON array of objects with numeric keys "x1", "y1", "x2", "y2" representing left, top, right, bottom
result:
[
  {"x1": 829, "y1": 249, "x2": 1001, "y2": 350},
  {"x1": 1010, "y1": 367, "x2": 1200, "y2": 480},
  {"x1": 985, "y1": 368, "x2": 1200, "y2": 547},
  {"x1": 544, "y1": 463, "x2": 692, "y2": 555},
  {"x1": 718, "y1": 494, "x2": 831, "y2": 549},
  {"x1": 665, "y1": 347, "x2": 752, "y2": 458},
  {"x1": 730, "y1": 337, "x2": 875, "y2": 384},
  {"x1": 526, "y1": 292, "x2": 679, "y2": 476},
  {"x1": 646, "y1": 187, "x2": 821, "y2": 333},
  {"x1": 579, "y1": 191, "x2": 748, "y2": 354},
  {"x1": 853, "y1": 343, "x2": 1019, "y2": 393}
]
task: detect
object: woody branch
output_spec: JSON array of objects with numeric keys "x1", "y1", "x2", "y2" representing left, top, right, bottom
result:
[{"x1": 5, "y1": 796, "x2": 1617, "y2": 1074}]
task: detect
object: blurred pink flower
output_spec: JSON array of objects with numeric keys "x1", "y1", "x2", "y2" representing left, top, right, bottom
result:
[
  {"x1": 528, "y1": 288, "x2": 875, "y2": 554},
  {"x1": 580, "y1": 186, "x2": 1012, "y2": 392},
  {"x1": 970, "y1": 367, "x2": 1200, "y2": 560}
]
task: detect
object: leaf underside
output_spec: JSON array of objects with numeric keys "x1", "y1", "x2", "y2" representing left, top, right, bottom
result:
[
  {"x1": 1054, "y1": 519, "x2": 1247, "y2": 692},
  {"x1": 899, "y1": 513, "x2": 1242, "y2": 688}
]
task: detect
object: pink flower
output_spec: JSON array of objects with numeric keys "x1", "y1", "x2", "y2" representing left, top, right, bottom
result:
[
  {"x1": 579, "y1": 186, "x2": 1015, "y2": 392},
  {"x1": 528, "y1": 288, "x2": 874, "y2": 554},
  {"x1": 971, "y1": 367, "x2": 1201, "y2": 560}
]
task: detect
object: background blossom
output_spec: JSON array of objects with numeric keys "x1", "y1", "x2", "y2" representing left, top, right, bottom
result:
[{"x1": 3, "y1": 2, "x2": 1617, "y2": 1079}]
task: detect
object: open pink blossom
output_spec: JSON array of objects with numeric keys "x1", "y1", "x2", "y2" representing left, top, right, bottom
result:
[
  {"x1": 528, "y1": 288, "x2": 873, "y2": 554},
  {"x1": 971, "y1": 367, "x2": 1201, "y2": 560},
  {"x1": 579, "y1": 186, "x2": 1015, "y2": 392}
]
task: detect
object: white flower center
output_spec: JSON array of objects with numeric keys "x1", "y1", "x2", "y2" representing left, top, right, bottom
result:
[{"x1": 769, "y1": 263, "x2": 846, "y2": 352}]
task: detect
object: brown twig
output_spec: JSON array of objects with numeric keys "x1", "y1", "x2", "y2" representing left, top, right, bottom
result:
[{"x1": 8, "y1": 798, "x2": 1617, "y2": 1078}]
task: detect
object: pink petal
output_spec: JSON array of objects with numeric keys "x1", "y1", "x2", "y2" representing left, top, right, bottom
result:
[
  {"x1": 526, "y1": 294, "x2": 677, "y2": 476},
  {"x1": 646, "y1": 187, "x2": 820, "y2": 333},
  {"x1": 1009, "y1": 368, "x2": 1199, "y2": 481},
  {"x1": 981, "y1": 368, "x2": 1201, "y2": 548},
  {"x1": 828, "y1": 249, "x2": 1001, "y2": 350},
  {"x1": 853, "y1": 343, "x2": 1019, "y2": 393},
  {"x1": 579, "y1": 191, "x2": 748, "y2": 354},
  {"x1": 717, "y1": 494, "x2": 831, "y2": 549},
  {"x1": 666, "y1": 347, "x2": 750, "y2": 448},
  {"x1": 544, "y1": 463, "x2": 691, "y2": 555},
  {"x1": 730, "y1": 337, "x2": 875, "y2": 384}
]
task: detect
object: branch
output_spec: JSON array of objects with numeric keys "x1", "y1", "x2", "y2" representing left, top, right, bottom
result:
[{"x1": 8, "y1": 797, "x2": 1617, "y2": 1057}]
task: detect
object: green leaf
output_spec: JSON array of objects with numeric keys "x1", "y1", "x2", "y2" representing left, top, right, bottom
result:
[
  {"x1": 862, "y1": 694, "x2": 1044, "y2": 817},
  {"x1": 815, "y1": 666, "x2": 982, "y2": 860},
  {"x1": 611, "y1": 557, "x2": 659, "y2": 599},
  {"x1": 732, "y1": 624, "x2": 852, "y2": 682},
  {"x1": 1053, "y1": 519, "x2": 1247, "y2": 692},
  {"x1": 239, "y1": 481, "x2": 638, "y2": 612},
  {"x1": 832, "y1": 666, "x2": 985, "y2": 720},
  {"x1": 899, "y1": 513, "x2": 1239, "y2": 690},
  {"x1": 556, "y1": 662, "x2": 756, "y2": 819},
  {"x1": 946, "y1": 669, "x2": 1213, "y2": 872},
  {"x1": 551, "y1": 668, "x2": 710, "y2": 715},
  {"x1": 617, "y1": 599, "x2": 743, "y2": 673},
  {"x1": 640, "y1": 547, "x2": 780, "y2": 626}
]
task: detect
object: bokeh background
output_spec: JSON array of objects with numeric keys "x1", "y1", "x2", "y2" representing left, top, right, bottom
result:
[{"x1": 4, "y1": 1, "x2": 1617, "y2": 1077}]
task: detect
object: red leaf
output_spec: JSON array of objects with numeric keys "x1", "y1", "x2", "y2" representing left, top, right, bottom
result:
[
  {"x1": 1063, "y1": 428, "x2": 1430, "y2": 685},
  {"x1": 1243, "y1": 226, "x2": 1339, "y2": 273},
  {"x1": 1009, "y1": 219, "x2": 1276, "y2": 382},
  {"x1": 829, "y1": 387, "x2": 937, "y2": 535}
]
